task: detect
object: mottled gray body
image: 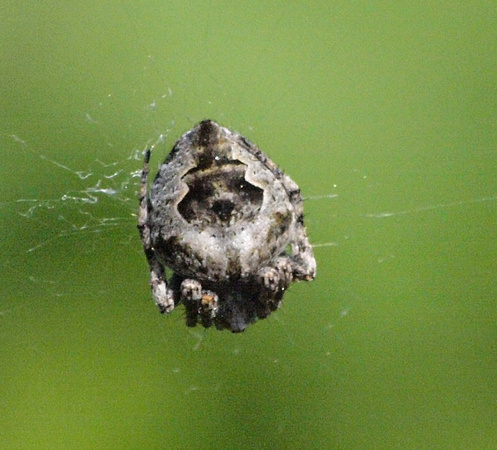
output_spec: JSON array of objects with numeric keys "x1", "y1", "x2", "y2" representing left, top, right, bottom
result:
[{"x1": 138, "y1": 120, "x2": 315, "y2": 332}]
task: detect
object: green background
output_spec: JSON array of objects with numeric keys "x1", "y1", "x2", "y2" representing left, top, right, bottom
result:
[{"x1": 2, "y1": 1, "x2": 497, "y2": 448}]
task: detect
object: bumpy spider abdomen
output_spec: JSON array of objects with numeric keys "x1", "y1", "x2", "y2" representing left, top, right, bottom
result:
[
  {"x1": 139, "y1": 120, "x2": 316, "y2": 332},
  {"x1": 149, "y1": 121, "x2": 298, "y2": 282}
]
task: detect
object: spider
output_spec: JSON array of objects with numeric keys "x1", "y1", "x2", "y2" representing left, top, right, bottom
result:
[{"x1": 138, "y1": 119, "x2": 316, "y2": 332}]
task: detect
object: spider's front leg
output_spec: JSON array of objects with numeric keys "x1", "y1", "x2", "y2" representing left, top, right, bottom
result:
[
  {"x1": 279, "y1": 176, "x2": 317, "y2": 282},
  {"x1": 257, "y1": 257, "x2": 294, "y2": 315},
  {"x1": 290, "y1": 218, "x2": 317, "y2": 282},
  {"x1": 180, "y1": 279, "x2": 219, "y2": 328},
  {"x1": 146, "y1": 256, "x2": 174, "y2": 313},
  {"x1": 181, "y1": 279, "x2": 202, "y2": 327},
  {"x1": 259, "y1": 257, "x2": 293, "y2": 292},
  {"x1": 138, "y1": 149, "x2": 175, "y2": 313}
]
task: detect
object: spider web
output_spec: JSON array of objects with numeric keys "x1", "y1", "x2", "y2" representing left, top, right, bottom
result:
[
  {"x1": 2, "y1": 124, "x2": 341, "y2": 292},
  {"x1": 2, "y1": 36, "x2": 496, "y2": 342},
  {"x1": 4, "y1": 103, "x2": 495, "y2": 328},
  {"x1": 4, "y1": 126, "x2": 496, "y2": 410},
  {"x1": 3, "y1": 4, "x2": 497, "y2": 448},
  {"x1": 1, "y1": 81, "x2": 350, "y2": 347},
  {"x1": 3, "y1": 4, "x2": 495, "y2": 348}
]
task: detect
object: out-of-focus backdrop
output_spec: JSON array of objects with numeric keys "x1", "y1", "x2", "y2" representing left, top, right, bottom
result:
[{"x1": 2, "y1": 1, "x2": 496, "y2": 448}]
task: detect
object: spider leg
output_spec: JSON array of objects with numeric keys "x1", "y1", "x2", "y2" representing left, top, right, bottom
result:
[
  {"x1": 257, "y1": 256, "x2": 293, "y2": 314},
  {"x1": 138, "y1": 150, "x2": 174, "y2": 313},
  {"x1": 280, "y1": 176, "x2": 317, "y2": 281},
  {"x1": 180, "y1": 279, "x2": 202, "y2": 327},
  {"x1": 290, "y1": 215, "x2": 317, "y2": 281},
  {"x1": 180, "y1": 279, "x2": 218, "y2": 328}
]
